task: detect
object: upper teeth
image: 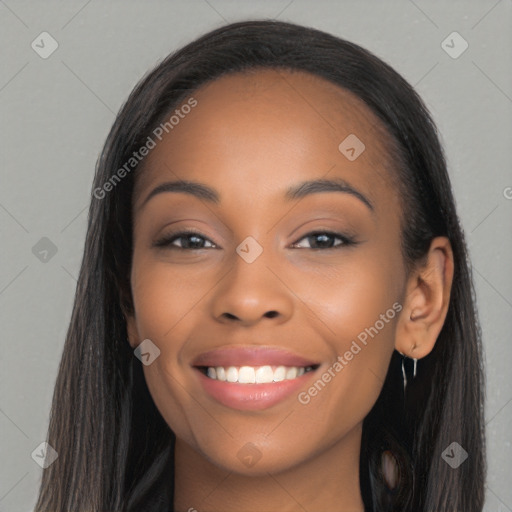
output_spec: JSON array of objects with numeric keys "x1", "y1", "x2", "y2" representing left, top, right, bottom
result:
[{"x1": 206, "y1": 365, "x2": 312, "y2": 383}]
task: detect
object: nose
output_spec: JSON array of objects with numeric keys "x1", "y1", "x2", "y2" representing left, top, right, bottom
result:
[{"x1": 210, "y1": 247, "x2": 294, "y2": 327}]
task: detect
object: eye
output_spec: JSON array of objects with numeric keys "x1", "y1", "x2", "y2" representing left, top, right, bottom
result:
[
  {"x1": 153, "y1": 229, "x2": 357, "y2": 251},
  {"x1": 153, "y1": 230, "x2": 217, "y2": 250},
  {"x1": 290, "y1": 231, "x2": 356, "y2": 250}
]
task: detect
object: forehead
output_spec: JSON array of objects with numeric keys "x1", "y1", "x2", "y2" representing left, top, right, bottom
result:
[{"x1": 132, "y1": 68, "x2": 397, "y2": 211}]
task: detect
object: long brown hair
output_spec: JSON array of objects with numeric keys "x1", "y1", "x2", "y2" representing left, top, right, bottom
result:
[{"x1": 34, "y1": 20, "x2": 485, "y2": 511}]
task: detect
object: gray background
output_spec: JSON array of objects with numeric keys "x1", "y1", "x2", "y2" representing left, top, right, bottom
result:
[{"x1": 1, "y1": 1, "x2": 511, "y2": 511}]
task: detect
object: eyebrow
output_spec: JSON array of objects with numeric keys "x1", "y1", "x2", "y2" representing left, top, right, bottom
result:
[{"x1": 139, "y1": 177, "x2": 374, "y2": 212}]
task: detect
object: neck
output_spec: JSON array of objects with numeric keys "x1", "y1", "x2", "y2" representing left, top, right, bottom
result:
[{"x1": 173, "y1": 423, "x2": 365, "y2": 512}]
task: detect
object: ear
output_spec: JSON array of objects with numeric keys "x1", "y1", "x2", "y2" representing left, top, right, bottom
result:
[
  {"x1": 125, "y1": 313, "x2": 139, "y2": 350},
  {"x1": 395, "y1": 236, "x2": 454, "y2": 359},
  {"x1": 119, "y1": 279, "x2": 139, "y2": 350}
]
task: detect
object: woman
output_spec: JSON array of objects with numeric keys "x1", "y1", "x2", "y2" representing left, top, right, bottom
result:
[{"x1": 34, "y1": 20, "x2": 485, "y2": 512}]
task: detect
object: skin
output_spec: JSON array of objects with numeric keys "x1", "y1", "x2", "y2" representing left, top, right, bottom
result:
[{"x1": 125, "y1": 69, "x2": 454, "y2": 512}]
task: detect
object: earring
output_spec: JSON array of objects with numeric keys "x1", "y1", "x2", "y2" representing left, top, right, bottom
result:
[{"x1": 397, "y1": 350, "x2": 418, "y2": 392}]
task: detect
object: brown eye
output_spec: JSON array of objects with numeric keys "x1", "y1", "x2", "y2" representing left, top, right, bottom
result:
[
  {"x1": 291, "y1": 231, "x2": 356, "y2": 250},
  {"x1": 153, "y1": 231, "x2": 216, "y2": 250}
]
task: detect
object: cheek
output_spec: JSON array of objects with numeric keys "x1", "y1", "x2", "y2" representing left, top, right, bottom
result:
[
  {"x1": 295, "y1": 262, "x2": 400, "y2": 424},
  {"x1": 300, "y1": 246, "x2": 403, "y2": 344},
  {"x1": 291, "y1": 242, "x2": 404, "y2": 415},
  {"x1": 129, "y1": 254, "x2": 211, "y2": 442},
  {"x1": 130, "y1": 248, "x2": 212, "y2": 340}
]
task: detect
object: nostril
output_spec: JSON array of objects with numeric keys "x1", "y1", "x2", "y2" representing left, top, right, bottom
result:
[{"x1": 264, "y1": 311, "x2": 279, "y2": 318}]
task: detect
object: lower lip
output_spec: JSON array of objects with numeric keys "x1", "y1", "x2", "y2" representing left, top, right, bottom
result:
[{"x1": 194, "y1": 368, "x2": 317, "y2": 411}]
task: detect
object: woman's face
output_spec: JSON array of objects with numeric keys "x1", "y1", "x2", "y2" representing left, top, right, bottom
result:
[{"x1": 127, "y1": 69, "x2": 407, "y2": 475}]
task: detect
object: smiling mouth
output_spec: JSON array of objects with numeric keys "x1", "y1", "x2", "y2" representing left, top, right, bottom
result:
[{"x1": 196, "y1": 364, "x2": 320, "y2": 384}]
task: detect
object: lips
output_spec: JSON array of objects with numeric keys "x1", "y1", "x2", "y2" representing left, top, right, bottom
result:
[
  {"x1": 191, "y1": 346, "x2": 321, "y2": 410},
  {"x1": 192, "y1": 346, "x2": 319, "y2": 368}
]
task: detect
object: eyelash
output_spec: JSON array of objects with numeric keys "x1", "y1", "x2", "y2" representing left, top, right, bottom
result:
[{"x1": 153, "y1": 229, "x2": 358, "y2": 251}]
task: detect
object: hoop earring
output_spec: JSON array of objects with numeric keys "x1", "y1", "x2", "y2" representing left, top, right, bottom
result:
[{"x1": 397, "y1": 350, "x2": 418, "y2": 392}]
